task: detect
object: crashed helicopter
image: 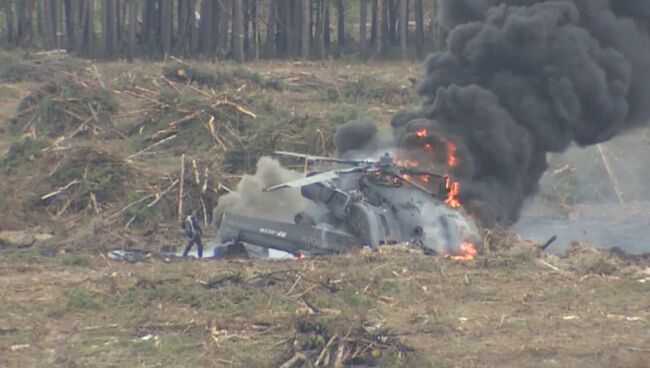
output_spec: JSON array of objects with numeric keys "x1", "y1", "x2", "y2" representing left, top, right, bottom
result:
[{"x1": 205, "y1": 151, "x2": 481, "y2": 259}]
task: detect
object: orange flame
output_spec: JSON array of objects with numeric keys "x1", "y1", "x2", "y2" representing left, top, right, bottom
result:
[
  {"x1": 449, "y1": 242, "x2": 478, "y2": 261},
  {"x1": 444, "y1": 176, "x2": 461, "y2": 208},
  {"x1": 447, "y1": 141, "x2": 458, "y2": 167},
  {"x1": 416, "y1": 127, "x2": 429, "y2": 138}
]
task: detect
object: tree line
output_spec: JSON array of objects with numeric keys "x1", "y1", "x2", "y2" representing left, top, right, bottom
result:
[{"x1": 0, "y1": 0, "x2": 446, "y2": 61}]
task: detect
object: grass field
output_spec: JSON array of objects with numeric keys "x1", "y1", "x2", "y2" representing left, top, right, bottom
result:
[{"x1": 0, "y1": 53, "x2": 649, "y2": 367}]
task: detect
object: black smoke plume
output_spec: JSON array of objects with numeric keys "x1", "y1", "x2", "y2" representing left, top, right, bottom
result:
[{"x1": 337, "y1": 0, "x2": 650, "y2": 226}]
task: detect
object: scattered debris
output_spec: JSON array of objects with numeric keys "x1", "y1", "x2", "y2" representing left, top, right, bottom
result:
[
  {"x1": 9, "y1": 344, "x2": 30, "y2": 352},
  {"x1": 106, "y1": 249, "x2": 150, "y2": 263}
]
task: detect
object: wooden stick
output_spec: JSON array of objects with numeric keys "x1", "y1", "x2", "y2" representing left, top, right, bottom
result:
[
  {"x1": 124, "y1": 180, "x2": 180, "y2": 229},
  {"x1": 597, "y1": 144, "x2": 625, "y2": 204},
  {"x1": 279, "y1": 353, "x2": 306, "y2": 368},
  {"x1": 315, "y1": 335, "x2": 338, "y2": 366},
  {"x1": 159, "y1": 76, "x2": 181, "y2": 94},
  {"x1": 147, "y1": 179, "x2": 180, "y2": 208},
  {"x1": 123, "y1": 90, "x2": 167, "y2": 108},
  {"x1": 151, "y1": 110, "x2": 204, "y2": 140},
  {"x1": 200, "y1": 197, "x2": 209, "y2": 227},
  {"x1": 41, "y1": 180, "x2": 81, "y2": 201},
  {"x1": 211, "y1": 99, "x2": 257, "y2": 118},
  {"x1": 109, "y1": 193, "x2": 156, "y2": 219},
  {"x1": 178, "y1": 154, "x2": 186, "y2": 221},
  {"x1": 202, "y1": 168, "x2": 209, "y2": 194},
  {"x1": 92, "y1": 64, "x2": 106, "y2": 89},
  {"x1": 127, "y1": 134, "x2": 177, "y2": 160},
  {"x1": 192, "y1": 159, "x2": 200, "y2": 185},
  {"x1": 90, "y1": 192, "x2": 100, "y2": 214},
  {"x1": 207, "y1": 116, "x2": 227, "y2": 150}
]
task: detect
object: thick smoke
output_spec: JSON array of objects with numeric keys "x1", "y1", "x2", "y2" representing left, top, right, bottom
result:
[
  {"x1": 338, "y1": 0, "x2": 650, "y2": 226},
  {"x1": 213, "y1": 157, "x2": 319, "y2": 224}
]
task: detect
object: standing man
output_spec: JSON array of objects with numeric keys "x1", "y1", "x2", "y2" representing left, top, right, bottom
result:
[{"x1": 182, "y1": 211, "x2": 203, "y2": 258}]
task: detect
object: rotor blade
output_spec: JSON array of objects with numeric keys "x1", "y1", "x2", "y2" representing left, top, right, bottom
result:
[
  {"x1": 273, "y1": 151, "x2": 370, "y2": 166},
  {"x1": 397, "y1": 173, "x2": 436, "y2": 197},
  {"x1": 263, "y1": 167, "x2": 360, "y2": 192}
]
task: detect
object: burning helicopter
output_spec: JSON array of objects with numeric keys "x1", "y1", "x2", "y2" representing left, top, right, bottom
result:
[{"x1": 206, "y1": 151, "x2": 481, "y2": 259}]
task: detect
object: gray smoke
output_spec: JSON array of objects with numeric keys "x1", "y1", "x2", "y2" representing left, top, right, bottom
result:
[
  {"x1": 337, "y1": 0, "x2": 650, "y2": 226},
  {"x1": 213, "y1": 157, "x2": 319, "y2": 224}
]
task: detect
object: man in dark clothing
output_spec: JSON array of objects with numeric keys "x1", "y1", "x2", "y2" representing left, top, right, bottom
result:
[{"x1": 181, "y1": 212, "x2": 203, "y2": 258}]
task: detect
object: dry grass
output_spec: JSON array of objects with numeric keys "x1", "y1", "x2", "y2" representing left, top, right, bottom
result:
[{"x1": 1, "y1": 238, "x2": 649, "y2": 367}]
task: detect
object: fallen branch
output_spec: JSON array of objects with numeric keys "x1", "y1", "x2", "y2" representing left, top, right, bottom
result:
[
  {"x1": 151, "y1": 110, "x2": 204, "y2": 140},
  {"x1": 178, "y1": 154, "x2": 185, "y2": 221},
  {"x1": 537, "y1": 259, "x2": 564, "y2": 274},
  {"x1": 91, "y1": 64, "x2": 106, "y2": 89},
  {"x1": 41, "y1": 180, "x2": 81, "y2": 201},
  {"x1": 109, "y1": 193, "x2": 156, "y2": 220},
  {"x1": 314, "y1": 335, "x2": 338, "y2": 366},
  {"x1": 127, "y1": 134, "x2": 177, "y2": 160},
  {"x1": 212, "y1": 99, "x2": 257, "y2": 119},
  {"x1": 207, "y1": 115, "x2": 228, "y2": 150},
  {"x1": 279, "y1": 353, "x2": 306, "y2": 368},
  {"x1": 146, "y1": 179, "x2": 180, "y2": 208}
]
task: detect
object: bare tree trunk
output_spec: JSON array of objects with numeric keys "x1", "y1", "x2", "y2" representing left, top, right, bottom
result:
[
  {"x1": 359, "y1": 0, "x2": 367, "y2": 58},
  {"x1": 370, "y1": 0, "x2": 377, "y2": 47},
  {"x1": 24, "y1": 0, "x2": 35, "y2": 44},
  {"x1": 111, "y1": 0, "x2": 118, "y2": 53},
  {"x1": 265, "y1": 0, "x2": 276, "y2": 57},
  {"x1": 388, "y1": 0, "x2": 397, "y2": 45},
  {"x1": 251, "y1": 0, "x2": 258, "y2": 60},
  {"x1": 318, "y1": 0, "x2": 329, "y2": 58},
  {"x1": 242, "y1": 0, "x2": 249, "y2": 54},
  {"x1": 176, "y1": 0, "x2": 187, "y2": 53},
  {"x1": 101, "y1": 0, "x2": 118, "y2": 58},
  {"x1": 142, "y1": 0, "x2": 158, "y2": 56},
  {"x1": 37, "y1": 0, "x2": 44, "y2": 39},
  {"x1": 115, "y1": 0, "x2": 122, "y2": 52},
  {"x1": 43, "y1": 0, "x2": 54, "y2": 49},
  {"x1": 4, "y1": 0, "x2": 15, "y2": 44},
  {"x1": 232, "y1": 0, "x2": 244, "y2": 62},
  {"x1": 198, "y1": 0, "x2": 214, "y2": 56},
  {"x1": 188, "y1": 0, "x2": 198, "y2": 54},
  {"x1": 336, "y1": 0, "x2": 344, "y2": 48},
  {"x1": 16, "y1": 0, "x2": 26, "y2": 43},
  {"x1": 80, "y1": 0, "x2": 95, "y2": 56},
  {"x1": 399, "y1": 0, "x2": 407, "y2": 58},
  {"x1": 372, "y1": 0, "x2": 385, "y2": 59},
  {"x1": 291, "y1": 0, "x2": 301, "y2": 56},
  {"x1": 63, "y1": 0, "x2": 77, "y2": 51},
  {"x1": 275, "y1": 0, "x2": 286, "y2": 56},
  {"x1": 161, "y1": 0, "x2": 173, "y2": 57},
  {"x1": 283, "y1": 0, "x2": 293, "y2": 57},
  {"x1": 103, "y1": 0, "x2": 110, "y2": 57},
  {"x1": 431, "y1": 0, "x2": 445, "y2": 51},
  {"x1": 312, "y1": 0, "x2": 324, "y2": 58},
  {"x1": 127, "y1": 0, "x2": 137, "y2": 61},
  {"x1": 300, "y1": 0, "x2": 310, "y2": 59},
  {"x1": 218, "y1": 0, "x2": 230, "y2": 58},
  {"x1": 176, "y1": 0, "x2": 196, "y2": 56},
  {"x1": 323, "y1": 0, "x2": 329, "y2": 50},
  {"x1": 414, "y1": 0, "x2": 423, "y2": 57}
]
